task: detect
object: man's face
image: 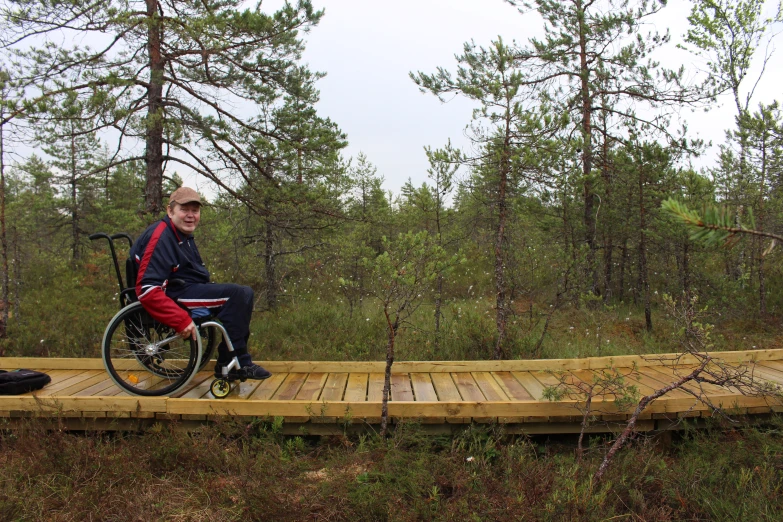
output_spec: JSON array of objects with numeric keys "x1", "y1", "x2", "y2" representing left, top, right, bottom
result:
[{"x1": 167, "y1": 202, "x2": 201, "y2": 235}]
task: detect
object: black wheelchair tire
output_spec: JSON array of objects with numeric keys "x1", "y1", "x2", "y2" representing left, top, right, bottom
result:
[{"x1": 101, "y1": 302, "x2": 202, "y2": 396}]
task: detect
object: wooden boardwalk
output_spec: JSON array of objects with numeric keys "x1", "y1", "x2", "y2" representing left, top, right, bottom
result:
[{"x1": 2, "y1": 350, "x2": 783, "y2": 434}]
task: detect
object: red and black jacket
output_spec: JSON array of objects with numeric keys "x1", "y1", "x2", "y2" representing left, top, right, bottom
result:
[{"x1": 129, "y1": 216, "x2": 210, "y2": 332}]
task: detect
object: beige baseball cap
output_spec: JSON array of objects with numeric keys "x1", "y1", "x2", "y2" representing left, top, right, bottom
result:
[{"x1": 169, "y1": 186, "x2": 202, "y2": 206}]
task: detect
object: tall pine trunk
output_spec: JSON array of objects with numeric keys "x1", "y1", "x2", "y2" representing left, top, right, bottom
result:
[
  {"x1": 0, "y1": 116, "x2": 7, "y2": 337},
  {"x1": 380, "y1": 311, "x2": 397, "y2": 437},
  {"x1": 493, "y1": 129, "x2": 511, "y2": 360},
  {"x1": 145, "y1": 0, "x2": 165, "y2": 214},
  {"x1": 264, "y1": 199, "x2": 277, "y2": 310},
  {"x1": 70, "y1": 132, "x2": 80, "y2": 262},
  {"x1": 577, "y1": 0, "x2": 598, "y2": 296},
  {"x1": 638, "y1": 169, "x2": 651, "y2": 331}
]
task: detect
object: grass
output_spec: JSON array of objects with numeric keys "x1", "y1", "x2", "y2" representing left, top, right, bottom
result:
[{"x1": 1, "y1": 417, "x2": 783, "y2": 521}]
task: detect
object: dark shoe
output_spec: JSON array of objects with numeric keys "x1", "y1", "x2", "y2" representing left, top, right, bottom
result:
[
  {"x1": 214, "y1": 363, "x2": 271, "y2": 381},
  {"x1": 241, "y1": 363, "x2": 272, "y2": 380}
]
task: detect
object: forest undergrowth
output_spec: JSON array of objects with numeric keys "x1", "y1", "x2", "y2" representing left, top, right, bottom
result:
[
  {"x1": 1, "y1": 415, "x2": 783, "y2": 521},
  {"x1": 2, "y1": 256, "x2": 781, "y2": 362}
]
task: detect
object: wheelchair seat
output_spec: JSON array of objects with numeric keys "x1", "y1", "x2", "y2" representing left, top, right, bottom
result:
[{"x1": 190, "y1": 307, "x2": 213, "y2": 325}]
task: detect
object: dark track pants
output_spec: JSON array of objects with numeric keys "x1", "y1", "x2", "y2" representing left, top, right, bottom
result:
[{"x1": 168, "y1": 283, "x2": 255, "y2": 366}]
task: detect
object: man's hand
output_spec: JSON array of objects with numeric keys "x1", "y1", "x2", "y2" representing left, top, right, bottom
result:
[{"x1": 178, "y1": 321, "x2": 197, "y2": 341}]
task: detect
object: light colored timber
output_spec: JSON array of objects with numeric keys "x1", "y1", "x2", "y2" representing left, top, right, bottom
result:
[
  {"x1": 249, "y1": 373, "x2": 286, "y2": 400},
  {"x1": 0, "y1": 351, "x2": 781, "y2": 433},
  {"x1": 634, "y1": 368, "x2": 696, "y2": 399},
  {"x1": 761, "y1": 360, "x2": 783, "y2": 374},
  {"x1": 179, "y1": 372, "x2": 212, "y2": 399},
  {"x1": 162, "y1": 393, "x2": 780, "y2": 418},
  {"x1": 472, "y1": 372, "x2": 509, "y2": 402},
  {"x1": 343, "y1": 373, "x2": 368, "y2": 402},
  {"x1": 391, "y1": 374, "x2": 414, "y2": 402},
  {"x1": 320, "y1": 373, "x2": 349, "y2": 402},
  {"x1": 409, "y1": 373, "x2": 444, "y2": 423},
  {"x1": 296, "y1": 373, "x2": 328, "y2": 401},
  {"x1": 32, "y1": 370, "x2": 94, "y2": 396},
  {"x1": 429, "y1": 373, "x2": 468, "y2": 423},
  {"x1": 321, "y1": 372, "x2": 348, "y2": 401},
  {"x1": 511, "y1": 372, "x2": 547, "y2": 400},
  {"x1": 6, "y1": 348, "x2": 783, "y2": 373},
  {"x1": 410, "y1": 373, "x2": 438, "y2": 402},
  {"x1": 367, "y1": 373, "x2": 385, "y2": 402},
  {"x1": 51, "y1": 372, "x2": 113, "y2": 396},
  {"x1": 430, "y1": 373, "x2": 461, "y2": 401},
  {"x1": 232, "y1": 380, "x2": 265, "y2": 400},
  {"x1": 749, "y1": 363, "x2": 783, "y2": 386},
  {"x1": 491, "y1": 372, "x2": 535, "y2": 401},
  {"x1": 273, "y1": 373, "x2": 307, "y2": 401},
  {"x1": 618, "y1": 370, "x2": 688, "y2": 406},
  {"x1": 74, "y1": 377, "x2": 119, "y2": 397},
  {"x1": 452, "y1": 373, "x2": 485, "y2": 401},
  {"x1": 171, "y1": 372, "x2": 213, "y2": 398}
]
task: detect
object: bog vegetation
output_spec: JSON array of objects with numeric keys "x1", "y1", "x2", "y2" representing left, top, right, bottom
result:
[{"x1": 0, "y1": 0, "x2": 782, "y2": 519}]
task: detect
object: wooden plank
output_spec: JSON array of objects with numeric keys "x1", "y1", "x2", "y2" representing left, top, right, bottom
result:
[
  {"x1": 295, "y1": 373, "x2": 328, "y2": 401},
  {"x1": 320, "y1": 373, "x2": 349, "y2": 401},
  {"x1": 171, "y1": 372, "x2": 213, "y2": 398},
  {"x1": 367, "y1": 373, "x2": 385, "y2": 402},
  {"x1": 0, "y1": 358, "x2": 106, "y2": 370},
  {"x1": 34, "y1": 371, "x2": 94, "y2": 396},
  {"x1": 430, "y1": 373, "x2": 470, "y2": 424},
  {"x1": 165, "y1": 393, "x2": 779, "y2": 418},
  {"x1": 179, "y1": 376, "x2": 213, "y2": 399},
  {"x1": 472, "y1": 372, "x2": 508, "y2": 401},
  {"x1": 492, "y1": 372, "x2": 535, "y2": 401},
  {"x1": 452, "y1": 373, "x2": 485, "y2": 401},
  {"x1": 635, "y1": 368, "x2": 695, "y2": 399},
  {"x1": 4, "y1": 349, "x2": 783, "y2": 374},
  {"x1": 391, "y1": 374, "x2": 414, "y2": 402},
  {"x1": 512, "y1": 372, "x2": 547, "y2": 400},
  {"x1": 408, "y1": 373, "x2": 443, "y2": 423},
  {"x1": 38, "y1": 369, "x2": 82, "y2": 385},
  {"x1": 233, "y1": 380, "x2": 265, "y2": 400},
  {"x1": 74, "y1": 377, "x2": 120, "y2": 397},
  {"x1": 646, "y1": 366, "x2": 733, "y2": 395},
  {"x1": 430, "y1": 373, "x2": 462, "y2": 402},
  {"x1": 410, "y1": 373, "x2": 438, "y2": 402},
  {"x1": 343, "y1": 373, "x2": 368, "y2": 402},
  {"x1": 52, "y1": 372, "x2": 113, "y2": 397},
  {"x1": 0, "y1": 396, "x2": 168, "y2": 413},
  {"x1": 749, "y1": 363, "x2": 783, "y2": 386},
  {"x1": 249, "y1": 373, "x2": 287, "y2": 401},
  {"x1": 742, "y1": 365, "x2": 783, "y2": 387},
  {"x1": 761, "y1": 360, "x2": 783, "y2": 374},
  {"x1": 312, "y1": 373, "x2": 350, "y2": 423},
  {"x1": 272, "y1": 373, "x2": 308, "y2": 400},
  {"x1": 644, "y1": 366, "x2": 764, "y2": 415}
]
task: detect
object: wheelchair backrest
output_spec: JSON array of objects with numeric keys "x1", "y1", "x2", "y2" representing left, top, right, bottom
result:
[{"x1": 124, "y1": 257, "x2": 139, "y2": 303}]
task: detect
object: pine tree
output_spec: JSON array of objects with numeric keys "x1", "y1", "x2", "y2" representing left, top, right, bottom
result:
[{"x1": 1, "y1": 0, "x2": 324, "y2": 213}]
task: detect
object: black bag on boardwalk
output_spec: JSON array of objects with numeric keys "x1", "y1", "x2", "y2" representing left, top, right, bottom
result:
[{"x1": 0, "y1": 369, "x2": 51, "y2": 395}]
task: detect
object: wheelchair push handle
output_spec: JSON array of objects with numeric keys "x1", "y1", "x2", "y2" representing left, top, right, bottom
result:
[{"x1": 90, "y1": 232, "x2": 134, "y2": 306}]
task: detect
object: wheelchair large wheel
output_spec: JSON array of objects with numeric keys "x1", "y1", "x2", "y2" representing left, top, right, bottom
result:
[{"x1": 102, "y1": 302, "x2": 202, "y2": 396}]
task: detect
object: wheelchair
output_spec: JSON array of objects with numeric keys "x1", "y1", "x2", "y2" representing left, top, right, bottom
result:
[{"x1": 90, "y1": 232, "x2": 243, "y2": 398}]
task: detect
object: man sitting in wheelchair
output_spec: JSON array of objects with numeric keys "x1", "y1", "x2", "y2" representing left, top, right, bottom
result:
[{"x1": 129, "y1": 186, "x2": 271, "y2": 380}]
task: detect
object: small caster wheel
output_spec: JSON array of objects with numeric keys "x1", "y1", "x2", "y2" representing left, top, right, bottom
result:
[{"x1": 211, "y1": 378, "x2": 231, "y2": 398}]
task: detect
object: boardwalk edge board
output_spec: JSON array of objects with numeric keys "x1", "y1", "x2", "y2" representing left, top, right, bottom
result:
[
  {"x1": 3, "y1": 348, "x2": 783, "y2": 372},
  {"x1": 1, "y1": 350, "x2": 782, "y2": 432}
]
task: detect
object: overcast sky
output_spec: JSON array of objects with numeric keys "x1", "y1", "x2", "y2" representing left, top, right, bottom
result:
[{"x1": 211, "y1": 0, "x2": 783, "y2": 196}]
